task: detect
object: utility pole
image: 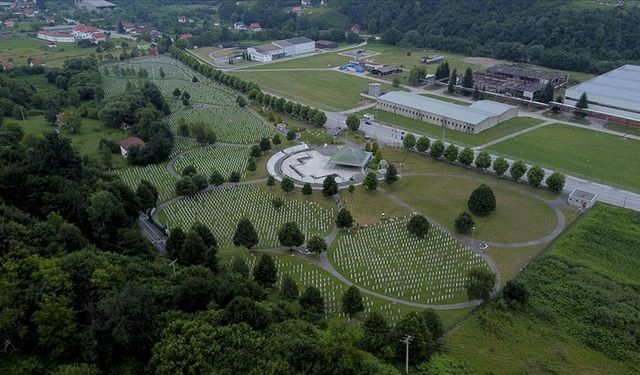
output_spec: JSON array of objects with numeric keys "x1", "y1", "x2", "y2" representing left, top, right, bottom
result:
[
  {"x1": 169, "y1": 259, "x2": 178, "y2": 275},
  {"x1": 400, "y1": 334, "x2": 414, "y2": 374}
]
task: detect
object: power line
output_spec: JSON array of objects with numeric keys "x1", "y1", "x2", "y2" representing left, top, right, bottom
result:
[{"x1": 400, "y1": 334, "x2": 413, "y2": 374}]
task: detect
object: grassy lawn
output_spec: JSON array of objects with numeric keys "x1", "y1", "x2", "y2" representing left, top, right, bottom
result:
[
  {"x1": 238, "y1": 50, "x2": 352, "y2": 70},
  {"x1": 387, "y1": 175, "x2": 557, "y2": 243},
  {"x1": 420, "y1": 93, "x2": 470, "y2": 106},
  {"x1": 232, "y1": 70, "x2": 402, "y2": 111},
  {"x1": 489, "y1": 124, "x2": 640, "y2": 190},
  {"x1": 357, "y1": 108, "x2": 544, "y2": 146},
  {"x1": 341, "y1": 129, "x2": 367, "y2": 145},
  {"x1": 339, "y1": 185, "x2": 409, "y2": 225},
  {"x1": 605, "y1": 121, "x2": 640, "y2": 136},
  {"x1": 364, "y1": 44, "x2": 479, "y2": 74},
  {"x1": 0, "y1": 37, "x2": 117, "y2": 68},
  {"x1": 444, "y1": 204, "x2": 640, "y2": 374},
  {"x1": 17, "y1": 115, "x2": 127, "y2": 167}
]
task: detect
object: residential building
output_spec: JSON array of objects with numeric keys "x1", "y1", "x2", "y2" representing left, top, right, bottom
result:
[
  {"x1": 4, "y1": 18, "x2": 17, "y2": 27},
  {"x1": 72, "y1": 24, "x2": 99, "y2": 39},
  {"x1": 179, "y1": 33, "x2": 193, "y2": 41},
  {"x1": 119, "y1": 137, "x2": 145, "y2": 157},
  {"x1": 92, "y1": 32, "x2": 106, "y2": 42},
  {"x1": 376, "y1": 91, "x2": 519, "y2": 134},
  {"x1": 121, "y1": 21, "x2": 136, "y2": 32},
  {"x1": 177, "y1": 16, "x2": 193, "y2": 24},
  {"x1": 249, "y1": 22, "x2": 261, "y2": 31},
  {"x1": 233, "y1": 21, "x2": 246, "y2": 30},
  {"x1": 1, "y1": 60, "x2": 15, "y2": 71},
  {"x1": 564, "y1": 64, "x2": 640, "y2": 123},
  {"x1": 75, "y1": 0, "x2": 117, "y2": 12},
  {"x1": 30, "y1": 59, "x2": 46, "y2": 67}
]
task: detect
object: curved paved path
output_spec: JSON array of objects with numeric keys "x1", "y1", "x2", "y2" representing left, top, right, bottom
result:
[{"x1": 399, "y1": 172, "x2": 566, "y2": 248}]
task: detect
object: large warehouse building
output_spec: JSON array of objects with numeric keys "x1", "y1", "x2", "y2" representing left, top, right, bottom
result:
[
  {"x1": 564, "y1": 64, "x2": 640, "y2": 122},
  {"x1": 376, "y1": 91, "x2": 518, "y2": 134},
  {"x1": 247, "y1": 37, "x2": 315, "y2": 63}
]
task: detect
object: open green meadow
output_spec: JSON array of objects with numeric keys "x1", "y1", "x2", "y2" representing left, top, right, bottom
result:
[
  {"x1": 331, "y1": 216, "x2": 488, "y2": 305},
  {"x1": 161, "y1": 184, "x2": 336, "y2": 248},
  {"x1": 340, "y1": 186, "x2": 410, "y2": 225},
  {"x1": 232, "y1": 70, "x2": 401, "y2": 111},
  {"x1": 116, "y1": 163, "x2": 177, "y2": 203},
  {"x1": 444, "y1": 204, "x2": 640, "y2": 374},
  {"x1": 173, "y1": 144, "x2": 251, "y2": 179},
  {"x1": 358, "y1": 108, "x2": 544, "y2": 146},
  {"x1": 605, "y1": 121, "x2": 640, "y2": 136},
  {"x1": 489, "y1": 124, "x2": 640, "y2": 190},
  {"x1": 0, "y1": 37, "x2": 103, "y2": 68},
  {"x1": 239, "y1": 50, "x2": 353, "y2": 70}
]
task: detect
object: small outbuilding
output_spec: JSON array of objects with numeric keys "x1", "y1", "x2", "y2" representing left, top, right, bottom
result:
[
  {"x1": 119, "y1": 136, "x2": 145, "y2": 157},
  {"x1": 567, "y1": 189, "x2": 597, "y2": 210}
]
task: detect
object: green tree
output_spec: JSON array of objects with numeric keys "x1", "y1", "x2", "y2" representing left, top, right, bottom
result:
[
  {"x1": 221, "y1": 296, "x2": 271, "y2": 330},
  {"x1": 394, "y1": 312, "x2": 431, "y2": 363},
  {"x1": 422, "y1": 309, "x2": 444, "y2": 341},
  {"x1": 281, "y1": 274, "x2": 299, "y2": 300},
  {"x1": 166, "y1": 227, "x2": 185, "y2": 258},
  {"x1": 172, "y1": 88, "x2": 181, "y2": 97},
  {"x1": 32, "y1": 295, "x2": 77, "y2": 358},
  {"x1": 322, "y1": 175, "x2": 338, "y2": 196},
  {"x1": 447, "y1": 69, "x2": 457, "y2": 93},
  {"x1": 385, "y1": 164, "x2": 398, "y2": 184},
  {"x1": 346, "y1": 114, "x2": 360, "y2": 132},
  {"x1": 461, "y1": 67, "x2": 474, "y2": 93},
  {"x1": 342, "y1": 286, "x2": 364, "y2": 316},
  {"x1": 467, "y1": 184, "x2": 496, "y2": 216},
  {"x1": 87, "y1": 190, "x2": 129, "y2": 243},
  {"x1": 246, "y1": 158, "x2": 256, "y2": 172},
  {"x1": 179, "y1": 229, "x2": 207, "y2": 265},
  {"x1": 474, "y1": 151, "x2": 492, "y2": 171},
  {"x1": 361, "y1": 312, "x2": 390, "y2": 355},
  {"x1": 175, "y1": 177, "x2": 197, "y2": 196},
  {"x1": 416, "y1": 136, "x2": 430, "y2": 152},
  {"x1": 336, "y1": 208, "x2": 354, "y2": 229},
  {"x1": 407, "y1": 214, "x2": 430, "y2": 238},
  {"x1": 408, "y1": 65, "x2": 428, "y2": 86},
  {"x1": 278, "y1": 221, "x2": 305, "y2": 248},
  {"x1": 272, "y1": 134, "x2": 282, "y2": 146},
  {"x1": 253, "y1": 254, "x2": 278, "y2": 287},
  {"x1": 281, "y1": 176, "x2": 294, "y2": 193},
  {"x1": 209, "y1": 171, "x2": 225, "y2": 186},
  {"x1": 307, "y1": 235, "x2": 327, "y2": 254},
  {"x1": 430, "y1": 140, "x2": 445, "y2": 158},
  {"x1": 299, "y1": 286, "x2": 324, "y2": 316},
  {"x1": 444, "y1": 143, "x2": 459, "y2": 162},
  {"x1": 454, "y1": 211, "x2": 475, "y2": 234},
  {"x1": 576, "y1": 92, "x2": 589, "y2": 109},
  {"x1": 502, "y1": 280, "x2": 530, "y2": 305},
  {"x1": 136, "y1": 179, "x2": 158, "y2": 210},
  {"x1": 403, "y1": 133, "x2": 416, "y2": 149},
  {"x1": 182, "y1": 165, "x2": 197, "y2": 177},
  {"x1": 229, "y1": 171, "x2": 241, "y2": 182},
  {"x1": 363, "y1": 171, "x2": 378, "y2": 191},
  {"x1": 302, "y1": 183, "x2": 312, "y2": 195},
  {"x1": 392, "y1": 77, "x2": 401, "y2": 87},
  {"x1": 545, "y1": 171, "x2": 566, "y2": 194},
  {"x1": 466, "y1": 267, "x2": 496, "y2": 301},
  {"x1": 259, "y1": 137, "x2": 271, "y2": 152},
  {"x1": 286, "y1": 130, "x2": 296, "y2": 140},
  {"x1": 510, "y1": 160, "x2": 528, "y2": 182},
  {"x1": 492, "y1": 157, "x2": 509, "y2": 177},
  {"x1": 233, "y1": 218, "x2": 259, "y2": 248},
  {"x1": 527, "y1": 165, "x2": 545, "y2": 187},
  {"x1": 266, "y1": 175, "x2": 275, "y2": 186},
  {"x1": 458, "y1": 147, "x2": 474, "y2": 166},
  {"x1": 539, "y1": 81, "x2": 554, "y2": 103}
]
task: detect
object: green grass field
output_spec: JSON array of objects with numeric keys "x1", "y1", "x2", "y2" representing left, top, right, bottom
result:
[
  {"x1": 330, "y1": 215, "x2": 488, "y2": 305},
  {"x1": 358, "y1": 108, "x2": 544, "y2": 146},
  {"x1": 363, "y1": 44, "x2": 479, "y2": 74},
  {"x1": 605, "y1": 121, "x2": 640, "y2": 136},
  {"x1": 239, "y1": 50, "x2": 352, "y2": 70},
  {"x1": 232, "y1": 70, "x2": 402, "y2": 111},
  {"x1": 444, "y1": 204, "x2": 640, "y2": 374},
  {"x1": 340, "y1": 186, "x2": 409, "y2": 225},
  {"x1": 489, "y1": 124, "x2": 640, "y2": 190}
]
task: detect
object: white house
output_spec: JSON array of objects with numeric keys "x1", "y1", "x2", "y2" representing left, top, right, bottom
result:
[
  {"x1": 119, "y1": 137, "x2": 145, "y2": 157},
  {"x1": 247, "y1": 44, "x2": 284, "y2": 63},
  {"x1": 233, "y1": 21, "x2": 246, "y2": 30},
  {"x1": 568, "y1": 189, "x2": 597, "y2": 210}
]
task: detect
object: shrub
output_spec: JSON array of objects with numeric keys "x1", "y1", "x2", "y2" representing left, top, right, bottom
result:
[
  {"x1": 454, "y1": 211, "x2": 475, "y2": 234},
  {"x1": 510, "y1": 160, "x2": 527, "y2": 182},
  {"x1": 545, "y1": 171, "x2": 565, "y2": 194},
  {"x1": 403, "y1": 133, "x2": 416, "y2": 149},
  {"x1": 492, "y1": 157, "x2": 509, "y2": 177},
  {"x1": 407, "y1": 214, "x2": 430, "y2": 238},
  {"x1": 527, "y1": 165, "x2": 545, "y2": 187}
]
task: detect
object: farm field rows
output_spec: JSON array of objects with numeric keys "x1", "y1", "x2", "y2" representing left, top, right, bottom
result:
[
  {"x1": 488, "y1": 124, "x2": 640, "y2": 190},
  {"x1": 357, "y1": 108, "x2": 544, "y2": 146},
  {"x1": 330, "y1": 216, "x2": 488, "y2": 305},
  {"x1": 173, "y1": 144, "x2": 251, "y2": 179},
  {"x1": 161, "y1": 184, "x2": 336, "y2": 248},
  {"x1": 444, "y1": 204, "x2": 640, "y2": 374},
  {"x1": 231, "y1": 70, "x2": 401, "y2": 111}
]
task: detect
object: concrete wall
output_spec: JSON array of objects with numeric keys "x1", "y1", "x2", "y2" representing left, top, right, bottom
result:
[{"x1": 293, "y1": 41, "x2": 315, "y2": 55}]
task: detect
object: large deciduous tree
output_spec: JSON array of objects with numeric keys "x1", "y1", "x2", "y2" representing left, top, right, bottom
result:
[
  {"x1": 467, "y1": 184, "x2": 496, "y2": 216},
  {"x1": 407, "y1": 214, "x2": 430, "y2": 238},
  {"x1": 233, "y1": 218, "x2": 259, "y2": 248},
  {"x1": 342, "y1": 286, "x2": 364, "y2": 316},
  {"x1": 277, "y1": 221, "x2": 305, "y2": 248},
  {"x1": 253, "y1": 254, "x2": 278, "y2": 287}
]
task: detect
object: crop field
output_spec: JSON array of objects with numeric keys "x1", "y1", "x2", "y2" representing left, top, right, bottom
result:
[
  {"x1": 444, "y1": 204, "x2": 640, "y2": 374},
  {"x1": 331, "y1": 216, "x2": 488, "y2": 305},
  {"x1": 116, "y1": 163, "x2": 177, "y2": 203},
  {"x1": 489, "y1": 124, "x2": 640, "y2": 190},
  {"x1": 231, "y1": 70, "x2": 402, "y2": 111},
  {"x1": 220, "y1": 247, "x2": 469, "y2": 327},
  {"x1": 161, "y1": 184, "x2": 336, "y2": 248},
  {"x1": 173, "y1": 145, "x2": 251, "y2": 179},
  {"x1": 167, "y1": 106, "x2": 274, "y2": 144},
  {"x1": 357, "y1": 108, "x2": 544, "y2": 146}
]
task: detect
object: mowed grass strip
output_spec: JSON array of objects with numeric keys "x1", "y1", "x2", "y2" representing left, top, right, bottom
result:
[
  {"x1": 232, "y1": 70, "x2": 402, "y2": 111},
  {"x1": 238, "y1": 50, "x2": 353, "y2": 70},
  {"x1": 340, "y1": 186, "x2": 409, "y2": 225},
  {"x1": 387, "y1": 175, "x2": 557, "y2": 243},
  {"x1": 357, "y1": 108, "x2": 544, "y2": 146},
  {"x1": 489, "y1": 124, "x2": 640, "y2": 190}
]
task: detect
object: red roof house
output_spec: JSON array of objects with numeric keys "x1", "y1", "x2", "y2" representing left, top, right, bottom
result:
[
  {"x1": 30, "y1": 59, "x2": 46, "y2": 67},
  {"x1": 119, "y1": 137, "x2": 145, "y2": 157},
  {"x1": 249, "y1": 22, "x2": 261, "y2": 31},
  {"x1": 4, "y1": 18, "x2": 18, "y2": 27},
  {"x1": 1, "y1": 61, "x2": 16, "y2": 72},
  {"x1": 179, "y1": 32, "x2": 193, "y2": 40}
]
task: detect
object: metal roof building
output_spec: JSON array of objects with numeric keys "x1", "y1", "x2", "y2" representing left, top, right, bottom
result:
[
  {"x1": 564, "y1": 65, "x2": 640, "y2": 122},
  {"x1": 328, "y1": 148, "x2": 372, "y2": 169},
  {"x1": 376, "y1": 92, "x2": 518, "y2": 133}
]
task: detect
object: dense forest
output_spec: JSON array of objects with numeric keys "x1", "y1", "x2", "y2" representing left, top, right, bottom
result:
[{"x1": 336, "y1": 0, "x2": 640, "y2": 73}]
